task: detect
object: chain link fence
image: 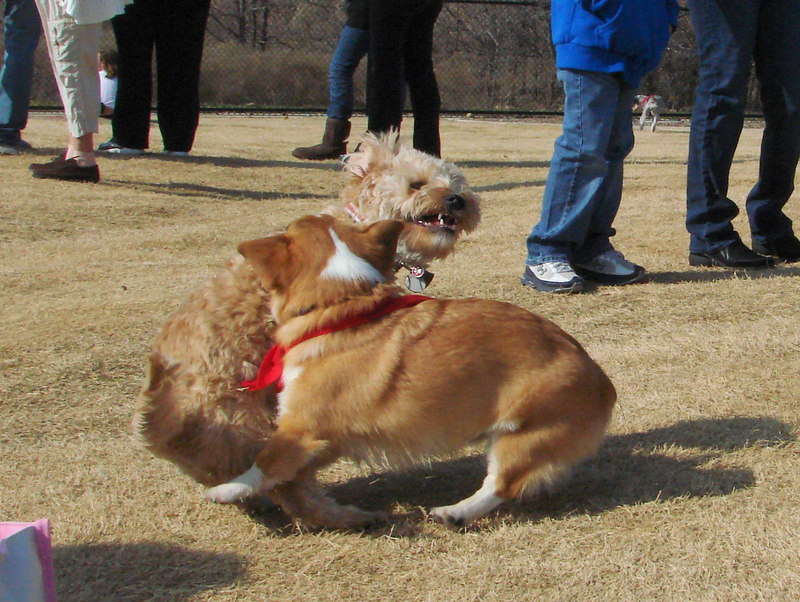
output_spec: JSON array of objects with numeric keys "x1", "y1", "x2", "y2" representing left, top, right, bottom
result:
[{"x1": 6, "y1": 0, "x2": 763, "y2": 114}]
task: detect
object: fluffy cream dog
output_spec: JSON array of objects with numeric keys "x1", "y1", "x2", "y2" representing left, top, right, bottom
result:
[
  {"x1": 133, "y1": 132, "x2": 481, "y2": 488},
  {"x1": 206, "y1": 215, "x2": 616, "y2": 529}
]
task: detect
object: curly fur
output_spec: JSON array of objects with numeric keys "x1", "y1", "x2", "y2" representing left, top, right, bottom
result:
[{"x1": 132, "y1": 131, "x2": 481, "y2": 488}]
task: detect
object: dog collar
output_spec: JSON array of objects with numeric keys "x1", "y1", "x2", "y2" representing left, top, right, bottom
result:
[
  {"x1": 239, "y1": 295, "x2": 432, "y2": 392},
  {"x1": 344, "y1": 202, "x2": 366, "y2": 224},
  {"x1": 344, "y1": 203, "x2": 434, "y2": 292}
]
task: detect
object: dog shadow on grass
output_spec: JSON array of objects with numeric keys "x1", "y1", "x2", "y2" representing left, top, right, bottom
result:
[
  {"x1": 248, "y1": 415, "x2": 794, "y2": 536},
  {"x1": 52, "y1": 542, "x2": 244, "y2": 600}
]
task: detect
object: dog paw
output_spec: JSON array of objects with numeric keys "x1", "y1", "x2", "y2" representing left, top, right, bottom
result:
[
  {"x1": 205, "y1": 482, "x2": 256, "y2": 504},
  {"x1": 429, "y1": 506, "x2": 467, "y2": 530}
]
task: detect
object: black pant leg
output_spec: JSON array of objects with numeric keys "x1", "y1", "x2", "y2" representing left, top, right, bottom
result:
[
  {"x1": 154, "y1": 0, "x2": 210, "y2": 152},
  {"x1": 405, "y1": 0, "x2": 442, "y2": 156},
  {"x1": 366, "y1": 0, "x2": 409, "y2": 134},
  {"x1": 111, "y1": 0, "x2": 155, "y2": 149}
]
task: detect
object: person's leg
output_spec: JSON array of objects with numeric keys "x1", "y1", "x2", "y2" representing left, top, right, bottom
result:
[
  {"x1": 745, "y1": 0, "x2": 800, "y2": 255},
  {"x1": 290, "y1": 25, "x2": 367, "y2": 161},
  {"x1": 685, "y1": 0, "x2": 757, "y2": 254},
  {"x1": 574, "y1": 81, "x2": 636, "y2": 263},
  {"x1": 154, "y1": 0, "x2": 210, "y2": 152},
  {"x1": 522, "y1": 69, "x2": 623, "y2": 292},
  {"x1": 327, "y1": 25, "x2": 369, "y2": 120},
  {"x1": 110, "y1": 0, "x2": 154, "y2": 150},
  {"x1": 570, "y1": 80, "x2": 645, "y2": 285},
  {"x1": 0, "y1": 0, "x2": 41, "y2": 150},
  {"x1": 404, "y1": 0, "x2": 442, "y2": 156},
  {"x1": 366, "y1": 0, "x2": 408, "y2": 135},
  {"x1": 526, "y1": 69, "x2": 622, "y2": 265},
  {"x1": 29, "y1": 0, "x2": 100, "y2": 182}
]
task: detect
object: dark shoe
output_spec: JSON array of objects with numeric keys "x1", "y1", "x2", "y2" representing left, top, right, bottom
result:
[
  {"x1": 29, "y1": 155, "x2": 66, "y2": 172},
  {"x1": 30, "y1": 157, "x2": 100, "y2": 183},
  {"x1": 752, "y1": 235, "x2": 800, "y2": 262},
  {"x1": 0, "y1": 139, "x2": 33, "y2": 155},
  {"x1": 689, "y1": 239, "x2": 774, "y2": 269},
  {"x1": 292, "y1": 118, "x2": 351, "y2": 160},
  {"x1": 573, "y1": 250, "x2": 647, "y2": 286}
]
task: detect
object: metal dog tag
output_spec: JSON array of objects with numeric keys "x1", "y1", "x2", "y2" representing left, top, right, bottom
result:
[{"x1": 404, "y1": 267, "x2": 434, "y2": 292}]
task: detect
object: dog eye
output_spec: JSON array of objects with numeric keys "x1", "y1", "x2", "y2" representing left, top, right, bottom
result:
[{"x1": 409, "y1": 181, "x2": 424, "y2": 190}]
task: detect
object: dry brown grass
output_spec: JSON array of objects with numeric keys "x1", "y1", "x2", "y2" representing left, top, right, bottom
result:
[{"x1": 2, "y1": 114, "x2": 799, "y2": 601}]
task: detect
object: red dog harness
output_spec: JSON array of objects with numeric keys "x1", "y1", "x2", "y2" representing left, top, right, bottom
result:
[{"x1": 240, "y1": 295, "x2": 432, "y2": 392}]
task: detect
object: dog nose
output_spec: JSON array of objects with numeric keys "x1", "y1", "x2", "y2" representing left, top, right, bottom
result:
[{"x1": 445, "y1": 194, "x2": 466, "y2": 211}]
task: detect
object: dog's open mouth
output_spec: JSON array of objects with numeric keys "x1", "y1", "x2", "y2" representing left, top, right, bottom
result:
[{"x1": 414, "y1": 213, "x2": 458, "y2": 234}]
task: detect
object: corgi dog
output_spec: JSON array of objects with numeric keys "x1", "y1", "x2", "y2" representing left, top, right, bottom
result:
[
  {"x1": 133, "y1": 132, "x2": 481, "y2": 490},
  {"x1": 205, "y1": 215, "x2": 616, "y2": 529}
]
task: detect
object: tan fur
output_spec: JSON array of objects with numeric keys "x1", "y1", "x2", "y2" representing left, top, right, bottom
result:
[
  {"x1": 133, "y1": 132, "x2": 481, "y2": 487},
  {"x1": 206, "y1": 215, "x2": 616, "y2": 529}
]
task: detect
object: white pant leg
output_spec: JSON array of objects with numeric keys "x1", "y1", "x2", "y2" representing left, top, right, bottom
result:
[{"x1": 34, "y1": 0, "x2": 101, "y2": 138}]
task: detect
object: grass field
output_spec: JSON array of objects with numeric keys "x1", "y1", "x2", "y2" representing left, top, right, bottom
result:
[{"x1": 2, "y1": 114, "x2": 799, "y2": 601}]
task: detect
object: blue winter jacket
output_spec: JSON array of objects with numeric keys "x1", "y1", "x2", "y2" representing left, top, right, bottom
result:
[{"x1": 551, "y1": 0, "x2": 680, "y2": 87}]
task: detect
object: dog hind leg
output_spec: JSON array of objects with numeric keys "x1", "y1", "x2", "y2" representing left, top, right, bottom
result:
[
  {"x1": 429, "y1": 456, "x2": 504, "y2": 528},
  {"x1": 431, "y1": 420, "x2": 607, "y2": 528}
]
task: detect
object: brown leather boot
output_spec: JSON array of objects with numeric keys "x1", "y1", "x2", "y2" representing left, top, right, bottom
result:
[{"x1": 292, "y1": 118, "x2": 351, "y2": 160}]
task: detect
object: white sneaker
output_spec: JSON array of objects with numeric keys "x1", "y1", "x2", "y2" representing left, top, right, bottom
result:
[
  {"x1": 520, "y1": 261, "x2": 584, "y2": 293},
  {"x1": 107, "y1": 146, "x2": 145, "y2": 155},
  {"x1": 574, "y1": 250, "x2": 646, "y2": 285},
  {"x1": 161, "y1": 150, "x2": 189, "y2": 157}
]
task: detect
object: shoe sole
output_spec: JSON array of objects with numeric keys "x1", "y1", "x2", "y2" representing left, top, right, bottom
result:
[
  {"x1": 520, "y1": 275, "x2": 584, "y2": 294},
  {"x1": 574, "y1": 266, "x2": 647, "y2": 286},
  {"x1": 688, "y1": 253, "x2": 774, "y2": 269},
  {"x1": 750, "y1": 246, "x2": 800, "y2": 263},
  {"x1": 32, "y1": 172, "x2": 99, "y2": 183}
]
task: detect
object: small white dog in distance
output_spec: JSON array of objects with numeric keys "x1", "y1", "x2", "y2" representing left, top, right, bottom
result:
[{"x1": 634, "y1": 94, "x2": 666, "y2": 132}]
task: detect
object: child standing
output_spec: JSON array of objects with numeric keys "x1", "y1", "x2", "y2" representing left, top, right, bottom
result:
[
  {"x1": 98, "y1": 49, "x2": 118, "y2": 117},
  {"x1": 521, "y1": 0, "x2": 679, "y2": 293}
]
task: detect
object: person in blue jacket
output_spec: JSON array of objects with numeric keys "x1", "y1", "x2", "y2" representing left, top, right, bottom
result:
[{"x1": 522, "y1": 0, "x2": 679, "y2": 293}]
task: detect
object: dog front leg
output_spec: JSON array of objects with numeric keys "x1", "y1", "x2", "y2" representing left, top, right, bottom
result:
[
  {"x1": 205, "y1": 429, "x2": 328, "y2": 504},
  {"x1": 270, "y1": 473, "x2": 388, "y2": 529},
  {"x1": 639, "y1": 110, "x2": 647, "y2": 131}
]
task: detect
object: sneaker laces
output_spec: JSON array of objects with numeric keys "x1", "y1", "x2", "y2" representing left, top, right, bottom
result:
[{"x1": 548, "y1": 261, "x2": 576, "y2": 274}]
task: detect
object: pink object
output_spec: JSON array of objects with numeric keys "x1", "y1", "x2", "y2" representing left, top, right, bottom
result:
[{"x1": 0, "y1": 519, "x2": 57, "y2": 602}]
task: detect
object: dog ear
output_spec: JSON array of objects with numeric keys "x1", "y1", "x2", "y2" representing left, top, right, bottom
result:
[
  {"x1": 237, "y1": 236, "x2": 289, "y2": 290},
  {"x1": 341, "y1": 147, "x2": 371, "y2": 180},
  {"x1": 365, "y1": 219, "x2": 404, "y2": 255}
]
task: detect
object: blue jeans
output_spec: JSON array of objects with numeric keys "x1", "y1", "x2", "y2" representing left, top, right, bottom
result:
[
  {"x1": 526, "y1": 69, "x2": 635, "y2": 265},
  {"x1": 686, "y1": 0, "x2": 800, "y2": 253},
  {"x1": 327, "y1": 25, "x2": 368, "y2": 120},
  {"x1": 0, "y1": 0, "x2": 41, "y2": 144}
]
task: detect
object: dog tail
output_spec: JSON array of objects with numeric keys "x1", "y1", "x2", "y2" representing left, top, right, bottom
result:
[{"x1": 131, "y1": 352, "x2": 172, "y2": 447}]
